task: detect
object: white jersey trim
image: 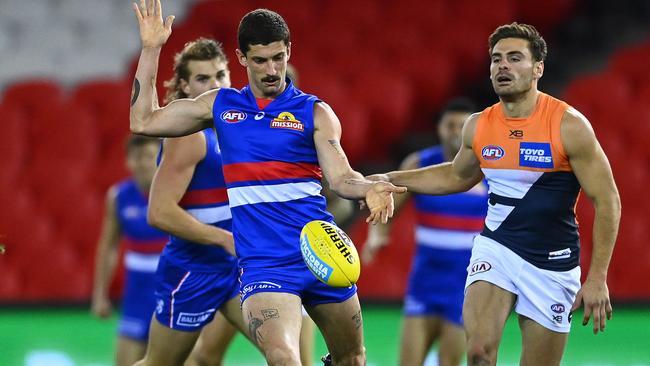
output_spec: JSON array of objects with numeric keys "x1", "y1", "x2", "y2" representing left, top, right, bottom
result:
[
  {"x1": 227, "y1": 181, "x2": 322, "y2": 208},
  {"x1": 481, "y1": 168, "x2": 543, "y2": 199},
  {"x1": 186, "y1": 205, "x2": 232, "y2": 224},
  {"x1": 415, "y1": 226, "x2": 477, "y2": 250},
  {"x1": 124, "y1": 251, "x2": 160, "y2": 272}
]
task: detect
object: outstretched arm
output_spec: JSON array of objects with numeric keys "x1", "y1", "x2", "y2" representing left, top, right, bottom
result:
[
  {"x1": 130, "y1": 0, "x2": 215, "y2": 137},
  {"x1": 313, "y1": 102, "x2": 407, "y2": 224},
  {"x1": 148, "y1": 134, "x2": 235, "y2": 255},
  {"x1": 362, "y1": 153, "x2": 417, "y2": 263},
  {"x1": 564, "y1": 108, "x2": 621, "y2": 334},
  {"x1": 382, "y1": 114, "x2": 484, "y2": 194},
  {"x1": 91, "y1": 187, "x2": 121, "y2": 319}
]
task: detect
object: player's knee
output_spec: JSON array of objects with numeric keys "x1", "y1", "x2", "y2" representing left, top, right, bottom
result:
[{"x1": 264, "y1": 346, "x2": 301, "y2": 366}]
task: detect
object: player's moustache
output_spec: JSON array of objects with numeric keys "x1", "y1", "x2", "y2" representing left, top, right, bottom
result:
[{"x1": 262, "y1": 76, "x2": 280, "y2": 83}]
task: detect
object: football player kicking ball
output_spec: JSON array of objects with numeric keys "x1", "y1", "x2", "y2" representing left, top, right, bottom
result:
[{"x1": 130, "y1": 1, "x2": 405, "y2": 365}]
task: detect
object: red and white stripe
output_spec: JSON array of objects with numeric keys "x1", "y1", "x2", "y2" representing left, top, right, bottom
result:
[
  {"x1": 415, "y1": 226, "x2": 478, "y2": 250},
  {"x1": 222, "y1": 161, "x2": 322, "y2": 183},
  {"x1": 227, "y1": 181, "x2": 322, "y2": 207}
]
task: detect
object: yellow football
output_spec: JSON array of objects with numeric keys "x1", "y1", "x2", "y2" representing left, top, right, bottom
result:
[{"x1": 300, "y1": 220, "x2": 361, "y2": 287}]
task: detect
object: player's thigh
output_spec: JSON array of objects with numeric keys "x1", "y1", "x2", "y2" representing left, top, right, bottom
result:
[
  {"x1": 300, "y1": 313, "x2": 316, "y2": 366},
  {"x1": 218, "y1": 295, "x2": 248, "y2": 336},
  {"x1": 437, "y1": 320, "x2": 465, "y2": 366},
  {"x1": 305, "y1": 294, "x2": 364, "y2": 361},
  {"x1": 187, "y1": 312, "x2": 238, "y2": 366},
  {"x1": 116, "y1": 336, "x2": 147, "y2": 366},
  {"x1": 518, "y1": 315, "x2": 568, "y2": 366},
  {"x1": 399, "y1": 316, "x2": 441, "y2": 366},
  {"x1": 143, "y1": 316, "x2": 201, "y2": 366},
  {"x1": 463, "y1": 280, "x2": 515, "y2": 345},
  {"x1": 241, "y1": 291, "x2": 303, "y2": 351}
]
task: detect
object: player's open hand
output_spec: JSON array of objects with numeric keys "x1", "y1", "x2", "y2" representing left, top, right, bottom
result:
[
  {"x1": 364, "y1": 182, "x2": 407, "y2": 225},
  {"x1": 362, "y1": 232, "x2": 389, "y2": 263},
  {"x1": 133, "y1": 0, "x2": 175, "y2": 48},
  {"x1": 91, "y1": 296, "x2": 113, "y2": 319},
  {"x1": 571, "y1": 278, "x2": 612, "y2": 334}
]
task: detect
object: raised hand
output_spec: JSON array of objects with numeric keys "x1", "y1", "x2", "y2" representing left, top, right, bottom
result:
[
  {"x1": 132, "y1": 0, "x2": 175, "y2": 48},
  {"x1": 364, "y1": 182, "x2": 407, "y2": 225}
]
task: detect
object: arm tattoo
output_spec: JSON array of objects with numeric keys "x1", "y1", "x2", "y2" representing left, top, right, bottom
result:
[
  {"x1": 352, "y1": 310, "x2": 362, "y2": 329},
  {"x1": 328, "y1": 139, "x2": 347, "y2": 160},
  {"x1": 130, "y1": 78, "x2": 140, "y2": 106}
]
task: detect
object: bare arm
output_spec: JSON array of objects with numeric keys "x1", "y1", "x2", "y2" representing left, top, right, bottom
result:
[
  {"x1": 91, "y1": 187, "x2": 121, "y2": 318},
  {"x1": 362, "y1": 153, "x2": 418, "y2": 263},
  {"x1": 147, "y1": 133, "x2": 235, "y2": 255},
  {"x1": 384, "y1": 114, "x2": 484, "y2": 195},
  {"x1": 129, "y1": 0, "x2": 214, "y2": 137},
  {"x1": 313, "y1": 102, "x2": 406, "y2": 224},
  {"x1": 564, "y1": 108, "x2": 621, "y2": 334}
]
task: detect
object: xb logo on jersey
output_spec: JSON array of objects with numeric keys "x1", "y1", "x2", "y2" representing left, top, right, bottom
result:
[
  {"x1": 270, "y1": 111, "x2": 304, "y2": 132},
  {"x1": 481, "y1": 145, "x2": 505, "y2": 160},
  {"x1": 221, "y1": 110, "x2": 247, "y2": 123}
]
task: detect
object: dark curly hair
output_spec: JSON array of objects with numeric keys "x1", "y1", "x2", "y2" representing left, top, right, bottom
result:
[
  {"x1": 238, "y1": 9, "x2": 290, "y2": 55},
  {"x1": 489, "y1": 22, "x2": 547, "y2": 62}
]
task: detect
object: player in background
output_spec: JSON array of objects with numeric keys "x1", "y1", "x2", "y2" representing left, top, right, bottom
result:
[
  {"x1": 286, "y1": 62, "x2": 356, "y2": 366},
  {"x1": 91, "y1": 135, "x2": 166, "y2": 366},
  {"x1": 129, "y1": 2, "x2": 405, "y2": 365},
  {"x1": 135, "y1": 37, "x2": 258, "y2": 366},
  {"x1": 358, "y1": 23, "x2": 621, "y2": 366},
  {"x1": 363, "y1": 98, "x2": 487, "y2": 366}
]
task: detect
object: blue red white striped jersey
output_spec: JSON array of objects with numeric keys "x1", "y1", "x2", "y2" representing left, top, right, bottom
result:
[
  {"x1": 413, "y1": 146, "x2": 488, "y2": 249},
  {"x1": 213, "y1": 80, "x2": 334, "y2": 268},
  {"x1": 161, "y1": 129, "x2": 236, "y2": 272},
  {"x1": 114, "y1": 179, "x2": 168, "y2": 272}
]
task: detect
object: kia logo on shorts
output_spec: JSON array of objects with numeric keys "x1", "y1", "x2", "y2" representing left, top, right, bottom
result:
[
  {"x1": 221, "y1": 110, "x2": 247, "y2": 123},
  {"x1": 551, "y1": 303, "x2": 565, "y2": 313},
  {"x1": 481, "y1": 145, "x2": 505, "y2": 160},
  {"x1": 469, "y1": 261, "x2": 492, "y2": 276}
]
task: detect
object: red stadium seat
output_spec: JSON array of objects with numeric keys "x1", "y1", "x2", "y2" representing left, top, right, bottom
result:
[
  {"x1": 0, "y1": 105, "x2": 27, "y2": 190},
  {"x1": 2, "y1": 80, "x2": 65, "y2": 120}
]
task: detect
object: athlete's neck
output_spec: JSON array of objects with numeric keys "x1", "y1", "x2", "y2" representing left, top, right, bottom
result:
[{"x1": 500, "y1": 89, "x2": 540, "y2": 119}]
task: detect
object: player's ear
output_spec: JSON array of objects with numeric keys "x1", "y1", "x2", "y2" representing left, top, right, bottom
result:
[
  {"x1": 286, "y1": 42, "x2": 291, "y2": 61},
  {"x1": 180, "y1": 79, "x2": 190, "y2": 95},
  {"x1": 235, "y1": 49, "x2": 247, "y2": 67},
  {"x1": 534, "y1": 61, "x2": 544, "y2": 79}
]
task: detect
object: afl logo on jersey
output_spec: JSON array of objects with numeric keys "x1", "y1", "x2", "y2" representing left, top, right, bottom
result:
[
  {"x1": 481, "y1": 145, "x2": 505, "y2": 160},
  {"x1": 221, "y1": 110, "x2": 247, "y2": 123}
]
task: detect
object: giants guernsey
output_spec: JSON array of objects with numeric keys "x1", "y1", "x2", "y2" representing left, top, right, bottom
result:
[
  {"x1": 213, "y1": 80, "x2": 333, "y2": 268},
  {"x1": 415, "y1": 146, "x2": 487, "y2": 250},
  {"x1": 115, "y1": 179, "x2": 168, "y2": 273},
  {"x1": 473, "y1": 92, "x2": 581, "y2": 271},
  {"x1": 161, "y1": 128, "x2": 236, "y2": 272}
]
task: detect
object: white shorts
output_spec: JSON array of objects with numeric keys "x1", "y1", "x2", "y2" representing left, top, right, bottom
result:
[{"x1": 465, "y1": 235, "x2": 581, "y2": 333}]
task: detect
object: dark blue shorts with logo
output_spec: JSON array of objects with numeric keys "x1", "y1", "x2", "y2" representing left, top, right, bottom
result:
[
  {"x1": 154, "y1": 256, "x2": 239, "y2": 331},
  {"x1": 239, "y1": 262, "x2": 357, "y2": 306}
]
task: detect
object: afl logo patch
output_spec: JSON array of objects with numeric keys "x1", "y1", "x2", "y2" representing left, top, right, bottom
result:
[
  {"x1": 481, "y1": 145, "x2": 504, "y2": 160},
  {"x1": 221, "y1": 110, "x2": 247, "y2": 123},
  {"x1": 469, "y1": 261, "x2": 492, "y2": 276},
  {"x1": 551, "y1": 303, "x2": 565, "y2": 313}
]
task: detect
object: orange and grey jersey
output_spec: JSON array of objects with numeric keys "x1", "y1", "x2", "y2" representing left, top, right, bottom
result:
[{"x1": 473, "y1": 93, "x2": 580, "y2": 271}]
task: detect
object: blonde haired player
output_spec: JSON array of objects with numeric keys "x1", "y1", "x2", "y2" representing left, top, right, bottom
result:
[{"x1": 359, "y1": 23, "x2": 620, "y2": 366}]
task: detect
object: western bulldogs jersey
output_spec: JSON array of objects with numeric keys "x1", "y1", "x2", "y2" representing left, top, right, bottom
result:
[
  {"x1": 160, "y1": 128, "x2": 236, "y2": 272},
  {"x1": 114, "y1": 179, "x2": 167, "y2": 272},
  {"x1": 473, "y1": 92, "x2": 581, "y2": 271},
  {"x1": 212, "y1": 80, "x2": 333, "y2": 268},
  {"x1": 414, "y1": 146, "x2": 488, "y2": 249}
]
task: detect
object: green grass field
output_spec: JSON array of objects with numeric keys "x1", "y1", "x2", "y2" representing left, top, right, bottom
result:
[{"x1": 1, "y1": 305, "x2": 648, "y2": 365}]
